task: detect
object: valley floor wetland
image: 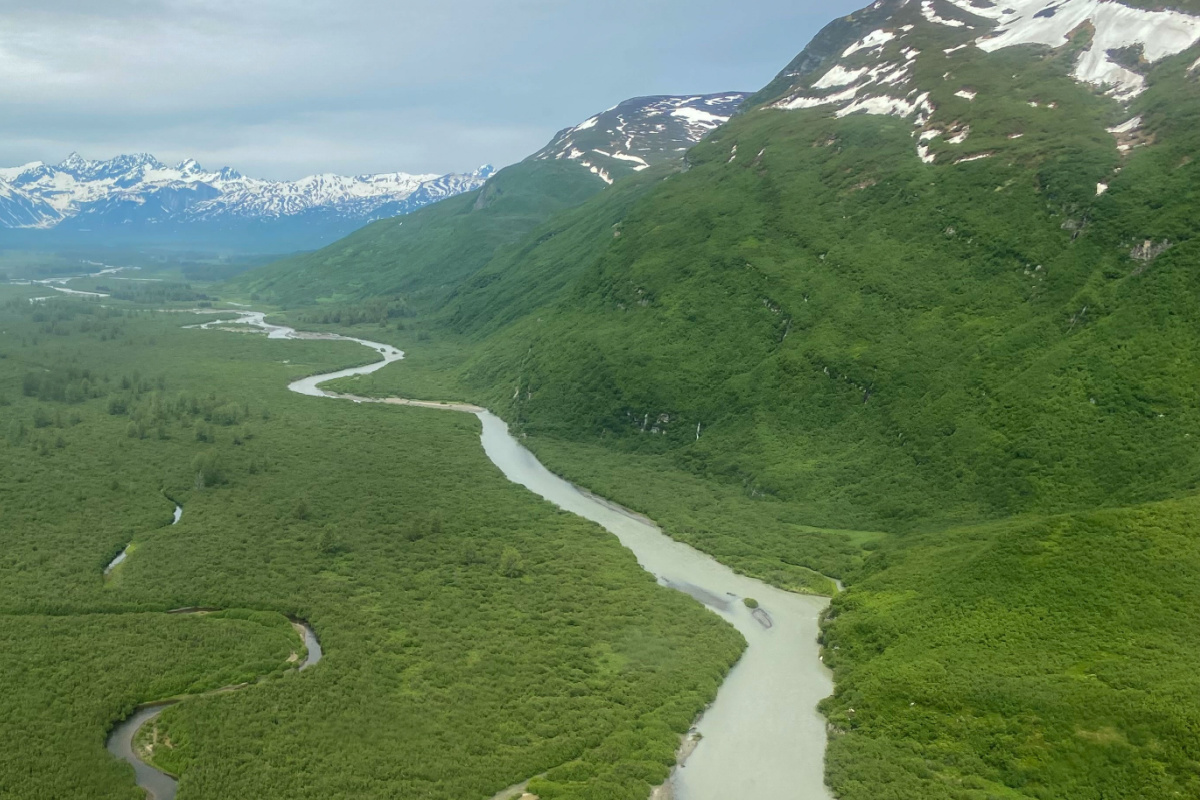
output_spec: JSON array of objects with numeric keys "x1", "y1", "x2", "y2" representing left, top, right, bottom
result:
[
  {"x1": 103, "y1": 494, "x2": 323, "y2": 800},
  {"x1": 185, "y1": 309, "x2": 835, "y2": 800},
  {"x1": 105, "y1": 615, "x2": 322, "y2": 800}
]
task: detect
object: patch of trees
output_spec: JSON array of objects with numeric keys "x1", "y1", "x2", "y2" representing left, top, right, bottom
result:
[
  {"x1": 296, "y1": 296, "x2": 414, "y2": 327},
  {"x1": 23, "y1": 366, "x2": 105, "y2": 403},
  {"x1": 108, "y1": 282, "x2": 211, "y2": 304},
  {"x1": 0, "y1": 287, "x2": 744, "y2": 800}
]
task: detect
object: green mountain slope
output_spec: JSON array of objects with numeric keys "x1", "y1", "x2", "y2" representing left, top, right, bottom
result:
[
  {"x1": 233, "y1": 160, "x2": 604, "y2": 307},
  {"x1": 233, "y1": 93, "x2": 747, "y2": 309},
  {"x1": 421, "y1": 0, "x2": 1200, "y2": 533},
  {"x1": 298, "y1": 0, "x2": 1200, "y2": 796}
]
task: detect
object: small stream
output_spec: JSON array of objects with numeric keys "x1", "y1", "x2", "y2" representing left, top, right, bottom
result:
[
  {"x1": 186, "y1": 310, "x2": 835, "y2": 800},
  {"x1": 8, "y1": 263, "x2": 129, "y2": 297},
  {"x1": 104, "y1": 617, "x2": 323, "y2": 800},
  {"x1": 103, "y1": 495, "x2": 323, "y2": 800},
  {"x1": 105, "y1": 503, "x2": 182, "y2": 577},
  {"x1": 107, "y1": 704, "x2": 181, "y2": 800}
]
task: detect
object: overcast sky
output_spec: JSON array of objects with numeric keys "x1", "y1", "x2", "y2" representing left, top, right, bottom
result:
[{"x1": 0, "y1": 0, "x2": 862, "y2": 180}]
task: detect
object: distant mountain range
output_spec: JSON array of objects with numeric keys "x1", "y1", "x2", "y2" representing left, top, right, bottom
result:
[
  {"x1": 0, "y1": 94, "x2": 749, "y2": 255},
  {"x1": 236, "y1": 91, "x2": 750, "y2": 304},
  {"x1": 0, "y1": 153, "x2": 493, "y2": 252}
]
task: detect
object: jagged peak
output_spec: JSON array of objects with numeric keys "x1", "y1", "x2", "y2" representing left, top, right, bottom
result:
[
  {"x1": 59, "y1": 152, "x2": 93, "y2": 171},
  {"x1": 0, "y1": 151, "x2": 492, "y2": 233}
]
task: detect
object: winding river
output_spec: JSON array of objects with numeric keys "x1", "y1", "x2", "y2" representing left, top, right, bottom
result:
[
  {"x1": 182, "y1": 310, "x2": 835, "y2": 800},
  {"x1": 104, "y1": 498, "x2": 323, "y2": 800}
]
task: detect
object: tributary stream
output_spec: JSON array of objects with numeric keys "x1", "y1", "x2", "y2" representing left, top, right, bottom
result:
[{"x1": 103, "y1": 500, "x2": 323, "y2": 800}]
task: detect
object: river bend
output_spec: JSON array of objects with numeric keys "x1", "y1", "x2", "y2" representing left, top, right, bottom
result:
[
  {"x1": 187, "y1": 310, "x2": 835, "y2": 800},
  {"x1": 103, "y1": 495, "x2": 323, "y2": 800}
]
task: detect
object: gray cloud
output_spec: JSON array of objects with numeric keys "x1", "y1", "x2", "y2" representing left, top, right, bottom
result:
[{"x1": 0, "y1": 0, "x2": 862, "y2": 178}]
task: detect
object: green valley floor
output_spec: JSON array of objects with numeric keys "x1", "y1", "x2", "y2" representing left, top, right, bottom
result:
[{"x1": 0, "y1": 285, "x2": 743, "y2": 800}]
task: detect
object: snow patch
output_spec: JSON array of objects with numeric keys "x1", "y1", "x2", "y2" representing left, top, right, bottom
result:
[
  {"x1": 581, "y1": 161, "x2": 613, "y2": 185},
  {"x1": 876, "y1": 62, "x2": 913, "y2": 85},
  {"x1": 1107, "y1": 116, "x2": 1142, "y2": 134},
  {"x1": 1096, "y1": 182, "x2": 1109, "y2": 195},
  {"x1": 704, "y1": 93, "x2": 747, "y2": 105},
  {"x1": 944, "y1": 43, "x2": 970, "y2": 53},
  {"x1": 603, "y1": 151, "x2": 651, "y2": 167},
  {"x1": 956, "y1": 152, "x2": 992, "y2": 162},
  {"x1": 813, "y1": 65, "x2": 869, "y2": 89},
  {"x1": 775, "y1": 84, "x2": 861, "y2": 110},
  {"x1": 949, "y1": 0, "x2": 1200, "y2": 100},
  {"x1": 836, "y1": 92, "x2": 933, "y2": 120},
  {"x1": 955, "y1": 89, "x2": 978, "y2": 100},
  {"x1": 671, "y1": 106, "x2": 729, "y2": 128},
  {"x1": 842, "y1": 28, "x2": 897, "y2": 57},
  {"x1": 922, "y1": 0, "x2": 970, "y2": 28},
  {"x1": 917, "y1": 131, "x2": 940, "y2": 163},
  {"x1": 948, "y1": 125, "x2": 971, "y2": 143}
]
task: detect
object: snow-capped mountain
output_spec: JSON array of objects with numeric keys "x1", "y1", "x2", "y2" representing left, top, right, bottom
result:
[
  {"x1": 0, "y1": 153, "x2": 493, "y2": 252},
  {"x1": 755, "y1": 0, "x2": 1200, "y2": 166},
  {"x1": 531, "y1": 93, "x2": 749, "y2": 184},
  {"x1": 0, "y1": 181, "x2": 59, "y2": 229}
]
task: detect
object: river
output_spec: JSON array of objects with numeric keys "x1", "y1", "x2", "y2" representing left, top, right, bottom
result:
[
  {"x1": 104, "y1": 498, "x2": 323, "y2": 800},
  {"x1": 105, "y1": 615, "x2": 322, "y2": 800},
  {"x1": 185, "y1": 310, "x2": 835, "y2": 800},
  {"x1": 105, "y1": 503, "x2": 182, "y2": 576}
]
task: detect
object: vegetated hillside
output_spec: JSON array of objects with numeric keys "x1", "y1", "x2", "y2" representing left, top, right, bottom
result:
[
  {"x1": 233, "y1": 93, "x2": 747, "y2": 308},
  {"x1": 235, "y1": 160, "x2": 605, "y2": 307},
  {"x1": 430, "y1": 0, "x2": 1200, "y2": 534},
  {"x1": 305, "y1": 1, "x2": 1200, "y2": 796}
]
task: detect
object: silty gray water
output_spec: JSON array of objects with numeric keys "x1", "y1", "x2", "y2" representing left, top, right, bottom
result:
[{"x1": 189, "y1": 310, "x2": 835, "y2": 799}]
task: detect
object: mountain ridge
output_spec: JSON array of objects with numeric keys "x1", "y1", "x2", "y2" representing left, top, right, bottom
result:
[
  {"x1": 0, "y1": 153, "x2": 493, "y2": 252},
  {"x1": 235, "y1": 92, "x2": 748, "y2": 303},
  {"x1": 529, "y1": 93, "x2": 749, "y2": 183}
]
